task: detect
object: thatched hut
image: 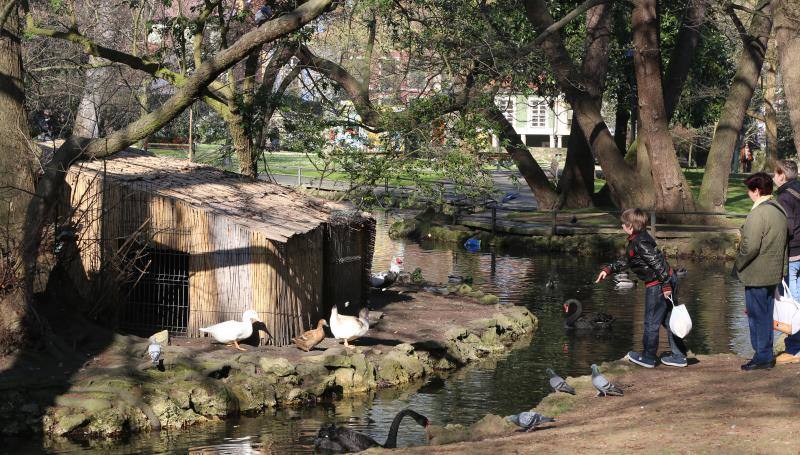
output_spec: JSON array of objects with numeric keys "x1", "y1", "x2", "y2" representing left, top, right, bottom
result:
[{"x1": 60, "y1": 151, "x2": 375, "y2": 345}]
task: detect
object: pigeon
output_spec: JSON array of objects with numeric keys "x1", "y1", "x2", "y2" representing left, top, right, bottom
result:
[
  {"x1": 148, "y1": 342, "x2": 162, "y2": 367},
  {"x1": 591, "y1": 364, "x2": 623, "y2": 397},
  {"x1": 545, "y1": 368, "x2": 576, "y2": 395},
  {"x1": 506, "y1": 411, "x2": 556, "y2": 432}
]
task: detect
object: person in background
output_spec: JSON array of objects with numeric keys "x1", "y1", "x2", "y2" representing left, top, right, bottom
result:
[
  {"x1": 734, "y1": 172, "x2": 788, "y2": 370},
  {"x1": 773, "y1": 160, "x2": 800, "y2": 364},
  {"x1": 740, "y1": 143, "x2": 754, "y2": 173}
]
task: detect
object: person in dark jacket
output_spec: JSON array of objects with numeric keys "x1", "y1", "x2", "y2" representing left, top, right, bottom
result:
[
  {"x1": 735, "y1": 172, "x2": 788, "y2": 370},
  {"x1": 596, "y1": 208, "x2": 687, "y2": 368},
  {"x1": 773, "y1": 160, "x2": 800, "y2": 364}
]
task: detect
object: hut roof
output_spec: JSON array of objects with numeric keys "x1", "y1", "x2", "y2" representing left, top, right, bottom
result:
[{"x1": 70, "y1": 151, "x2": 358, "y2": 243}]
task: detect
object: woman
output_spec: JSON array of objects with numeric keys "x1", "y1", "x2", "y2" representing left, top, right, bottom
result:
[{"x1": 734, "y1": 172, "x2": 788, "y2": 370}]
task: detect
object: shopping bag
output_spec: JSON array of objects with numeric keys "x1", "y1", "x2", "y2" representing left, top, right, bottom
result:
[
  {"x1": 667, "y1": 296, "x2": 692, "y2": 338},
  {"x1": 773, "y1": 282, "x2": 800, "y2": 335}
]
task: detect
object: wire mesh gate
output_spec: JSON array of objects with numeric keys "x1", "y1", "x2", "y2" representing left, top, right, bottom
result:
[{"x1": 119, "y1": 233, "x2": 190, "y2": 337}]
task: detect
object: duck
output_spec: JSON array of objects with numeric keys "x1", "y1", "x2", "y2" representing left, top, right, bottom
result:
[
  {"x1": 563, "y1": 299, "x2": 615, "y2": 330},
  {"x1": 545, "y1": 278, "x2": 557, "y2": 290},
  {"x1": 330, "y1": 302, "x2": 369, "y2": 348},
  {"x1": 447, "y1": 274, "x2": 473, "y2": 285},
  {"x1": 675, "y1": 267, "x2": 688, "y2": 277},
  {"x1": 313, "y1": 409, "x2": 429, "y2": 452},
  {"x1": 291, "y1": 319, "x2": 327, "y2": 352},
  {"x1": 199, "y1": 310, "x2": 260, "y2": 351},
  {"x1": 370, "y1": 257, "x2": 403, "y2": 289}
]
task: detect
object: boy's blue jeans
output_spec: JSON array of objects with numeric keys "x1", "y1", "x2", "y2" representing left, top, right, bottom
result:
[
  {"x1": 783, "y1": 262, "x2": 800, "y2": 355},
  {"x1": 745, "y1": 285, "x2": 776, "y2": 364},
  {"x1": 642, "y1": 275, "x2": 686, "y2": 360}
]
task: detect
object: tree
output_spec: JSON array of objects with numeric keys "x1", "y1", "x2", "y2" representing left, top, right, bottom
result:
[
  {"x1": 0, "y1": 0, "x2": 37, "y2": 351},
  {"x1": 774, "y1": 0, "x2": 800, "y2": 154},
  {"x1": 12, "y1": 0, "x2": 333, "y2": 348}
]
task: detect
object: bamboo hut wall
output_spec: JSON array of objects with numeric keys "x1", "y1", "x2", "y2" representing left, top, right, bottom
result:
[{"x1": 65, "y1": 163, "x2": 363, "y2": 345}]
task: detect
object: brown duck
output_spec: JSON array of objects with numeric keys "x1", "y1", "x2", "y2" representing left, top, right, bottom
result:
[{"x1": 292, "y1": 319, "x2": 328, "y2": 352}]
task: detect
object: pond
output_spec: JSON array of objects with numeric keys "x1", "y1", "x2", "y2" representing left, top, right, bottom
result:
[{"x1": 17, "y1": 214, "x2": 751, "y2": 454}]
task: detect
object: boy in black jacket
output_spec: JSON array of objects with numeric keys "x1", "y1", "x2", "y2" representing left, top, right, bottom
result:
[{"x1": 596, "y1": 208, "x2": 688, "y2": 368}]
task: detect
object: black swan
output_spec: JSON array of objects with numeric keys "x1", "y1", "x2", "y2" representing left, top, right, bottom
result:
[
  {"x1": 313, "y1": 409, "x2": 429, "y2": 452},
  {"x1": 563, "y1": 299, "x2": 615, "y2": 329}
]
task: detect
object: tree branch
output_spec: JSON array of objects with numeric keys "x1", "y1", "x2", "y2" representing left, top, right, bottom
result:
[{"x1": 663, "y1": 0, "x2": 709, "y2": 120}]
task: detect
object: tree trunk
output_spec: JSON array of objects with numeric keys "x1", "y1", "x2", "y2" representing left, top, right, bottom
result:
[
  {"x1": 488, "y1": 106, "x2": 559, "y2": 209},
  {"x1": 558, "y1": 113, "x2": 595, "y2": 208},
  {"x1": 228, "y1": 112, "x2": 256, "y2": 177},
  {"x1": 72, "y1": 0, "x2": 117, "y2": 138},
  {"x1": 524, "y1": 0, "x2": 649, "y2": 209},
  {"x1": 663, "y1": 0, "x2": 708, "y2": 120},
  {"x1": 0, "y1": 0, "x2": 36, "y2": 351},
  {"x1": 631, "y1": 0, "x2": 696, "y2": 212},
  {"x1": 699, "y1": 0, "x2": 773, "y2": 211},
  {"x1": 558, "y1": 1, "x2": 611, "y2": 208},
  {"x1": 774, "y1": 0, "x2": 800, "y2": 154},
  {"x1": 763, "y1": 36, "x2": 778, "y2": 169},
  {"x1": 614, "y1": 85, "x2": 630, "y2": 153}
]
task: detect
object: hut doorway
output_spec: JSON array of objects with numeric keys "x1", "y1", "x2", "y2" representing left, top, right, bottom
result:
[{"x1": 120, "y1": 244, "x2": 190, "y2": 336}]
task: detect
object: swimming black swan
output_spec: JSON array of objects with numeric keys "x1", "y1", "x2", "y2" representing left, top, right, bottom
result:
[
  {"x1": 563, "y1": 299, "x2": 615, "y2": 330},
  {"x1": 313, "y1": 409, "x2": 430, "y2": 452}
]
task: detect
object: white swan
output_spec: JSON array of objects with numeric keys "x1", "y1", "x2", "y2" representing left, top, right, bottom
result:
[
  {"x1": 199, "y1": 310, "x2": 260, "y2": 351},
  {"x1": 330, "y1": 302, "x2": 370, "y2": 348}
]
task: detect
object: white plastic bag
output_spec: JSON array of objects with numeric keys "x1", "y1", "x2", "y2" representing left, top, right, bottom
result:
[
  {"x1": 773, "y1": 282, "x2": 800, "y2": 335},
  {"x1": 667, "y1": 296, "x2": 692, "y2": 338}
]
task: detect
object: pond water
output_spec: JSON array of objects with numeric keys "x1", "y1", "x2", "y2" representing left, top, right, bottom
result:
[{"x1": 15, "y1": 214, "x2": 752, "y2": 454}]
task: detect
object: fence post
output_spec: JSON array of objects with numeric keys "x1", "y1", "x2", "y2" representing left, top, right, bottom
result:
[
  {"x1": 491, "y1": 206, "x2": 497, "y2": 235},
  {"x1": 297, "y1": 167, "x2": 302, "y2": 186},
  {"x1": 551, "y1": 209, "x2": 557, "y2": 235},
  {"x1": 650, "y1": 211, "x2": 657, "y2": 237}
]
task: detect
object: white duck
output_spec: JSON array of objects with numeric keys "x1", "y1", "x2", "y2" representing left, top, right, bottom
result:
[
  {"x1": 199, "y1": 310, "x2": 260, "y2": 351},
  {"x1": 330, "y1": 302, "x2": 370, "y2": 348},
  {"x1": 370, "y1": 257, "x2": 403, "y2": 289}
]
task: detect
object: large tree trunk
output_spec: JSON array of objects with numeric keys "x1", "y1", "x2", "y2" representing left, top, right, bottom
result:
[
  {"x1": 699, "y1": 0, "x2": 773, "y2": 211},
  {"x1": 663, "y1": 0, "x2": 708, "y2": 120},
  {"x1": 763, "y1": 37, "x2": 779, "y2": 168},
  {"x1": 0, "y1": 0, "x2": 36, "y2": 351},
  {"x1": 631, "y1": 0, "x2": 696, "y2": 212},
  {"x1": 488, "y1": 106, "x2": 559, "y2": 208},
  {"x1": 72, "y1": 0, "x2": 117, "y2": 138},
  {"x1": 558, "y1": 1, "x2": 611, "y2": 208},
  {"x1": 524, "y1": 0, "x2": 650, "y2": 209},
  {"x1": 613, "y1": 85, "x2": 631, "y2": 153},
  {"x1": 775, "y1": 0, "x2": 800, "y2": 154}
]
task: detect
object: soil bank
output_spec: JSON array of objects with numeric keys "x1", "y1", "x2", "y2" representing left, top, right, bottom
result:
[
  {"x1": 373, "y1": 354, "x2": 799, "y2": 454},
  {"x1": 0, "y1": 287, "x2": 536, "y2": 441}
]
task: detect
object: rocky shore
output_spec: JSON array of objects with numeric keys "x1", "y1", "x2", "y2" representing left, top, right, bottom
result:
[{"x1": 0, "y1": 288, "x2": 536, "y2": 441}]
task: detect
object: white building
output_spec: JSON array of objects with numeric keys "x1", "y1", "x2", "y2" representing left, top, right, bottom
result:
[{"x1": 493, "y1": 95, "x2": 572, "y2": 148}]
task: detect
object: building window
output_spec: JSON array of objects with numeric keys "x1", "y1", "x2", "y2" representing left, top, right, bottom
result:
[
  {"x1": 530, "y1": 102, "x2": 547, "y2": 128},
  {"x1": 496, "y1": 96, "x2": 514, "y2": 122}
]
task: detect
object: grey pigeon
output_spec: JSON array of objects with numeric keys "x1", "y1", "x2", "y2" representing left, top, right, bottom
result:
[
  {"x1": 546, "y1": 368, "x2": 576, "y2": 395},
  {"x1": 148, "y1": 342, "x2": 162, "y2": 367},
  {"x1": 506, "y1": 411, "x2": 556, "y2": 432},
  {"x1": 254, "y1": 5, "x2": 273, "y2": 25},
  {"x1": 591, "y1": 364, "x2": 623, "y2": 397}
]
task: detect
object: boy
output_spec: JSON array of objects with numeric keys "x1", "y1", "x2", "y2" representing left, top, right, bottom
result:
[{"x1": 596, "y1": 208, "x2": 687, "y2": 368}]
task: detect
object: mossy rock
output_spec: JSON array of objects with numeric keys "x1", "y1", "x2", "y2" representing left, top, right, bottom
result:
[
  {"x1": 468, "y1": 290, "x2": 485, "y2": 299},
  {"x1": 456, "y1": 284, "x2": 473, "y2": 295},
  {"x1": 479, "y1": 294, "x2": 500, "y2": 305}
]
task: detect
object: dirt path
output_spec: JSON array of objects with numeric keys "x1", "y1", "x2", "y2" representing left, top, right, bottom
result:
[{"x1": 374, "y1": 354, "x2": 800, "y2": 454}]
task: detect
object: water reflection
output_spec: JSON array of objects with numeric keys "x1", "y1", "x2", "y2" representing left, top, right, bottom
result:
[{"x1": 15, "y1": 214, "x2": 751, "y2": 454}]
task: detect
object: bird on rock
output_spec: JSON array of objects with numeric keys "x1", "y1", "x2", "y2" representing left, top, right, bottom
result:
[
  {"x1": 591, "y1": 364, "x2": 624, "y2": 397},
  {"x1": 506, "y1": 411, "x2": 556, "y2": 432},
  {"x1": 545, "y1": 368, "x2": 575, "y2": 395}
]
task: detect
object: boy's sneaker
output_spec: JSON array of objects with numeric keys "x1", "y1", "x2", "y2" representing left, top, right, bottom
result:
[
  {"x1": 625, "y1": 351, "x2": 656, "y2": 368},
  {"x1": 660, "y1": 354, "x2": 688, "y2": 367}
]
